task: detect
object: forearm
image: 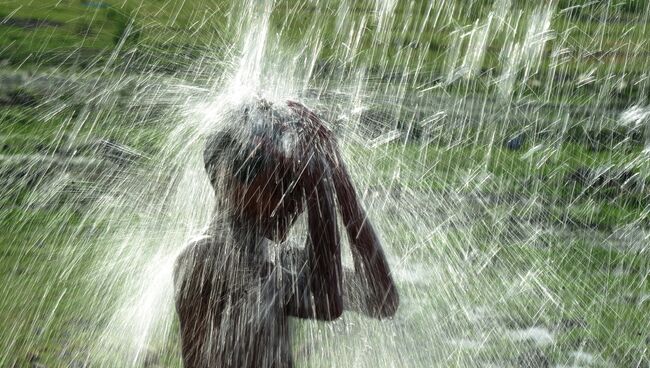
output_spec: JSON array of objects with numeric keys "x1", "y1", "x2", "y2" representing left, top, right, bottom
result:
[
  {"x1": 283, "y1": 265, "x2": 372, "y2": 318},
  {"x1": 307, "y1": 169, "x2": 343, "y2": 319},
  {"x1": 284, "y1": 159, "x2": 343, "y2": 321},
  {"x1": 332, "y1": 160, "x2": 399, "y2": 318},
  {"x1": 282, "y1": 264, "x2": 348, "y2": 320},
  {"x1": 285, "y1": 100, "x2": 398, "y2": 318}
]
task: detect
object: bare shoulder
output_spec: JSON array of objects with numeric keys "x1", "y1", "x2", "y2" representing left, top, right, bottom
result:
[
  {"x1": 173, "y1": 235, "x2": 219, "y2": 279},
  {"x1": 178, "y1": 235, "x2": 216, "y2": 258}
]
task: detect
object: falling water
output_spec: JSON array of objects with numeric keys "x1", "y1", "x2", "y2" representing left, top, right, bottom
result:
[{"x1": 1, "y1": 0, "x2": 649, "y2": 367}]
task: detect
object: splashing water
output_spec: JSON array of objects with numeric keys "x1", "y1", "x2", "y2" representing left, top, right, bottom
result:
[{"x1": 1, "y1": 0, "x2": 649, "y2": 367}]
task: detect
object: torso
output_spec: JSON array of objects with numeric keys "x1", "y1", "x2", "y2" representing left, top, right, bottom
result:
[{"x1": 174, "y1": 235, "x2": 295, "y2": 368}]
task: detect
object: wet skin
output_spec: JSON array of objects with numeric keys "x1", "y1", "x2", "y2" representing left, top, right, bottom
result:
[{"x1": 173, "y1": 100, "x2": 399, "y2": 368}]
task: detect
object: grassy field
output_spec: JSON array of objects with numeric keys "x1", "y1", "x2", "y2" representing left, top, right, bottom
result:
[
  {"x1": 1, "y1": 1, "x2": 648, "y2": 93},
  {"x1": 1, "y1": 101, "x2": 648, "y2": 366},
  {"x1": 1, "y1": 0, "x2": 649, "y2": 367}
]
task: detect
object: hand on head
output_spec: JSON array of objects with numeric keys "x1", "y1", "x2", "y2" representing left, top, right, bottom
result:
[
  {"x1": 204, "y1": 97, "x2": 399, "y2": 318},
  {"x1": 287, "y1": 100, "x2": 399, "y2": 318}
]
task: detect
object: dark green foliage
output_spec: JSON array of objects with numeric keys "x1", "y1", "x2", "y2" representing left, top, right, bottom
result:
[{"x1": 75, "y1": 21, "x2": 93, "y2": 37}]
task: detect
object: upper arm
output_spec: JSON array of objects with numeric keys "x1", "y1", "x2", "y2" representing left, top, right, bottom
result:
[{"x1": 173, "y1": 236, "x2": 221, "y2": 305}]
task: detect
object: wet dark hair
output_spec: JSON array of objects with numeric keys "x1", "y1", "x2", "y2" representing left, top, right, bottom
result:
[
  {"x1": 203, "y1": 99, "x2": 305, "y2": 188},
  {"x1": 203, "y1": 131, "x2": 270, "y2": 186}
]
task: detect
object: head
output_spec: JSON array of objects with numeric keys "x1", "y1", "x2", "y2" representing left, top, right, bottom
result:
[
  {"x1": 202, "y1": 97, "x2": 398, "y2": 318},
  {"x1": 204, "y1": 98, "x2": 316, "y2": 241}
]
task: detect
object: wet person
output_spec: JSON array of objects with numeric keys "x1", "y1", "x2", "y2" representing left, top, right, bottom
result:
[{"x1": 173, "y1": 98, "x2": 399, "y2": 368}]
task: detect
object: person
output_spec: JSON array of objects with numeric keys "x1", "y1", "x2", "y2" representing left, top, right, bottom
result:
[{"x1": 173, "y1": 97, "x2": 399, "y2": 368}]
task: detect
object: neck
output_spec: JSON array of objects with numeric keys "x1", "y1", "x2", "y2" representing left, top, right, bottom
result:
[{"x1": 207, "y1": 210, "x2": 270, "y2": 266}]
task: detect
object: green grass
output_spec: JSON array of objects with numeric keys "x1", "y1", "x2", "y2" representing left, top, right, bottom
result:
[
  {"x1": 1, "y1": 0, "x2": 649, "y2": 366},
  {"x1": 10, "y1": 103, "x2": 641, "y2": 227},
  {"x1": 0, "y1": 208, "x2": 92, "y2": 367},
  {"x1": 0, "y1": 1, "x2": 648, "y2": 87},
  {"x1": 292, "y1": 220, "x2": 649, "y2": 367},
  {"x1": 2, "y1": 190, "x2": 647, "y2": 366},
  {"x1": 349, "y1": 137, "x2": 648, "y2": 230},
  {"x1": 489, "y1": 239, "x2": 649, "y2": 367},
  {"x1": 1, "y1": 114, "x2": 648, "y2": 366}
]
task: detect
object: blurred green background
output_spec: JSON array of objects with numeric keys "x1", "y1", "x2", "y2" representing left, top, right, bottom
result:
[{"x1": 1, "y1": 1, "x2": 648, "y2": 367}]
